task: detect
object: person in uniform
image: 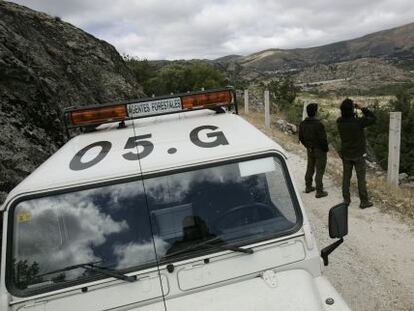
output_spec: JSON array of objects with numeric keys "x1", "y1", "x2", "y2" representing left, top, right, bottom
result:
[
  {"x1": 337, "y1": 98, "x2": 376, "y2": 208},
  {"x1": 299, "y1": 103, "x2": 329, "y2": 198}
]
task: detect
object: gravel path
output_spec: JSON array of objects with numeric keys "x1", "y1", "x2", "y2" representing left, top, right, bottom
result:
[{"x1": 288, "y1": 153, "x2": 414, "y2": 311}]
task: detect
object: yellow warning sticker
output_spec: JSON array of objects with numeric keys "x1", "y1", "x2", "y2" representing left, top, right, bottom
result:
[{"x1": 17, "y1": 212, "x2": 32, "y2": 223}]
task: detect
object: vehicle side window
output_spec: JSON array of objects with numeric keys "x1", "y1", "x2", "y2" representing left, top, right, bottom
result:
[{"x1": 266, "y1": 163, "x2": 297, "y2": 223}]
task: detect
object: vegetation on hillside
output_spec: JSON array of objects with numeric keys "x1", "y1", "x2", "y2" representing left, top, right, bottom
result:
[
  {"x1": 304, "y1": 82, "x2": 414, "y2": 97},
  {"x1": 125, "y1": 57, "x2": 414, "y2": 176},
  {"x1": 265, "y1": 76, "x2": 303, "y2": 125},
  {"x1": 265, "y1": 76, "x2": 414, "y2": 176},
  {"x1": 317, "y1": 93, "x2": 414, "y2": 175},
  {"x1": 267, "y1": 76, "x2": 298, "y2": 111},
  {"x1": 124, "y1": 57, "x2": 228, "y2": 96},
  {"x1": 367, "y1": 92, "x2": 414, "y2": 175}
]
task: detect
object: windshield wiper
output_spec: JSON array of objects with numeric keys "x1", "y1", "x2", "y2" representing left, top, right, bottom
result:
[
  {"x1": 164, "y1": 236, "x2": 254, "y2": 259},
  {"x1": 37, "y1": 261, "x2": 137, "y2": 283},
  {"x1": 214, "y1": 243, "x2": 254, "y2": 254}
]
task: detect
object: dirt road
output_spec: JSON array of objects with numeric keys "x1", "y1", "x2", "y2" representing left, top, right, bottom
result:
[{"x1": 288, "y1": 153, "x2": 414, "y2": 311}]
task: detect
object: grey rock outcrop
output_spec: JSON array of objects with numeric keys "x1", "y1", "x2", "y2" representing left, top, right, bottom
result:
[
  {"x1": 0, "y1": 1, "x2": 144, "y2": 203},
  {"x1": 273, "y1": 119, "x2": 297, "y2": 134},
  {"x1": 399, "y1": 173, "x2": 409, "y2": 182}
]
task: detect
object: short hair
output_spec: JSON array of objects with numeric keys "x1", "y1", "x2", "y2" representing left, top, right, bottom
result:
[
  {"x1": 306, "y1": 103, "x2": 318, "y2": 117},
  {"x1": 340, "y1": 98, "x2": 354, "y2": 118}
]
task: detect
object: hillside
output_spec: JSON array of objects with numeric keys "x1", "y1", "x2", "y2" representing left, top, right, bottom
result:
[
  {"x1": 213, "y1": 23, "x2": 414, "y2": 93},
  {"x1": 230, "y1": 22, "x2": 414, "y2": 71},
  {"x1": 0, "y1": 1, "x2": 144, "y2": 203},
  {"x1": 293, "y1": 58, "x2": 414, "y2": 95},
  {"x1": 146, "y1": 23, "x2": 414, "y2": 93}
]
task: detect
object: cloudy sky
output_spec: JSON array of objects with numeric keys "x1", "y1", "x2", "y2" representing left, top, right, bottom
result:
[{"x1": 9, "y1": 0, "x2": 414, "y2": 60}]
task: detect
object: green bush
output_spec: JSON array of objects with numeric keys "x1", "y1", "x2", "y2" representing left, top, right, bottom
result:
[
  {"x1": 284, "y1": 100, "x2": 303, "y2": 126},
  {"x1": 123, "y1": 56, "x2": 156, "y2": 91},
  {"x1": 268, "y1": 76, "x2": 299, "y2": 113},
  {"x1": 318, "y1": 108, "x2": 341, "y2": 152},
  {"x1": 317, "y1": 93, "x2": 414, "y2": 174},
  {"x1": 124, "y1": 57, "x2": 227, "y2": 96}
]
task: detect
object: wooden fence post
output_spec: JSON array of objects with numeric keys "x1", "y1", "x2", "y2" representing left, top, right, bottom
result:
[
  {"x1": 387, "y1": 112, "x2": 401, "y2": 186},
  {"x1": 264, "y1": 90, "x2": 270, "y2": 128},
  {"x1": 244, "y1": 89, "x2": 249, "y2": 113},
  {"x1": 302, "y1": 102, "x2": 308, "y2": 121}
]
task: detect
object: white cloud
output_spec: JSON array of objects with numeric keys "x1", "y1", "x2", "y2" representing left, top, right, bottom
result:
[
  {"x1": 8, "y1": 0, "x2": 414, "y2": 59},
  {"x1": 114, "y1": 237, "x2": 170, "y2": 269},
  {"x1": 15, "y1": 194, "x2": 129, "y2": 277}
]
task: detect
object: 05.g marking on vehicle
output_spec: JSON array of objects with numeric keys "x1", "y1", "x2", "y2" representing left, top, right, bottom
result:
[
  {"x1": 69, "y1": 141, "x2": 112, "y2": 171},
  {"x1": 69, "y1": 125, "x2": 229, "y2": 171},
  {"x1": 122, "y1": 134, "x2": 154, "y2": 161},
  {"x1": 190, "y1": 125, "x2": 229, "y2": 148}
]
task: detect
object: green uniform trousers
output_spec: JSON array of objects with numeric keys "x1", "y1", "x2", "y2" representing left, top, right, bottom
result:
[
  {"x1": 342, "y1": 156, "x2": 369, "y2": 204},
  {"x1": 305, "y1": 148, "x2": 327, "y2": 192}
]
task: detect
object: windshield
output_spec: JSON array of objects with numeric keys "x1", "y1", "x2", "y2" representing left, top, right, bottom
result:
[{"x1": 9, "y1": 155, "x2": 300, "y2": 294}]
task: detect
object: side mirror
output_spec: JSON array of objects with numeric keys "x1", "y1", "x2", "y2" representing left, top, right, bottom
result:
[
  {"x1": 329, "y1": 203, "x2": 348, "y2": 239},
  {"x1": 321, "y1": 203, "x2": 349, "y2": 266}
]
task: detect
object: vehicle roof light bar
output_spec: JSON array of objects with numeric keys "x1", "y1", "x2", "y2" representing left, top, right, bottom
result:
[
  {"x1": 70, "y1": 105, "x2": 127, "y2": 126},
  {"x1": 63, "y1": 87, "x2": 237, "y2": 130},
  {"x1": 182, "y1": 90, "x2": 233, "y2": 110}
]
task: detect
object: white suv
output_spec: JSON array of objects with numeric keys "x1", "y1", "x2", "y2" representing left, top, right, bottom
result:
[{"x1": 0, "y1": 88, "x2": 351, "y2": 310}]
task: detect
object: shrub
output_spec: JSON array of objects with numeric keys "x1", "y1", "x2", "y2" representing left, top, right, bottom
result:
[
  {"x1": 124, "y1": 58, "x2": 227, "y2": 96},
  {"x1": 367, "y1": 92, "x2": 414, "y2": 174},
  {"x1": 268, "y1": 76, "x2": 299, "y2": 113},
  {"x1": 284, "y1": 100, "x2": 303, "y2": 126},
  {"x1": 318, "y1": 108, "x2": 341, "y2": 152}
]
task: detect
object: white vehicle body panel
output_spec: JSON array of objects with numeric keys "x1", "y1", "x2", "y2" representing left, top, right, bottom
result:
[
  {"x1": 4, "y1": 111, "x2": 283, "y2": 204},
  {"x1": 177, "y1": 240, "x2": 305, "y2": 291},
  {"x1": 10, "y1": 274, "x2": 168, "y2": 311},
  {"x1": 0, "y1": 109, "x2": 352, "y2": 311},
  {"x1": 166, "y1": 270, "x2": 349, "y2": 311}
]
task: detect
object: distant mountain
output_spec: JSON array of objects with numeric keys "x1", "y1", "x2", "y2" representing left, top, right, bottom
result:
[
  {"x1": 218, "y1": 22, "x2": 414, "y2": 71},
  {"x1": 142, "y1": 23, "x2": 414, "y2": 92},
  {"x1": 209, "y1": 23, "x2": 414, "y2": 94},
  {"x1": 214, "y1": 54, "x2": 243, "y2": 62}
]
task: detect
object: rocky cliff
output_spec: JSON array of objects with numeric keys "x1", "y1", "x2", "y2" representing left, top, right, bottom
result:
[{"x1": 0, "y1": 1, "x2": 144, "y2": 203}]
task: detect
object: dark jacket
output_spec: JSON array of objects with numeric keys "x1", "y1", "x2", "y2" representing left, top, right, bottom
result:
[
  {"x1": 337, "y1": 107, "x2": 376, "y2": 159},
  {"x1": 299, "y1": 117, "x2": 329, "y2": 152}
]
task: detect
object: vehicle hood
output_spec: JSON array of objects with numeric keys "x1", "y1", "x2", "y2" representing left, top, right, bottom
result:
[{"x1": 165, "y1": 269, "x2": 328, "y2": 311}]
